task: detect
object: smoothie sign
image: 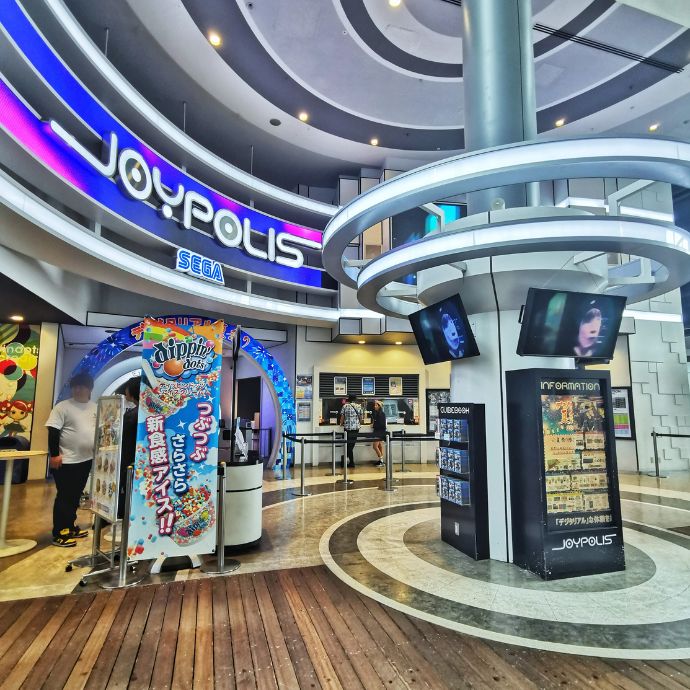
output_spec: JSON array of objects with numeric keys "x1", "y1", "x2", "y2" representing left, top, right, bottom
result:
[{"x1": 128, "y1": 316, "x2": 224, "y2": 560}]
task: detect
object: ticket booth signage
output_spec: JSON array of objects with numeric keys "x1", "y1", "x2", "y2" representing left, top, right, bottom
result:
[{"x1": 128, "y1": 317, "x2": 224, "y2": 560}]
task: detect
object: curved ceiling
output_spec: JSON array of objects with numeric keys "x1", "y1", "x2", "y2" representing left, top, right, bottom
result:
[{"x1": 24, "y1": 0, "x2": 690, "y2": 192}]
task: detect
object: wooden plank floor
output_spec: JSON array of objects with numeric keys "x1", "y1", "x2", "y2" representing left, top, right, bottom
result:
[{"x1": 0, "y1": 566, "x2": 688, "y2": 690}]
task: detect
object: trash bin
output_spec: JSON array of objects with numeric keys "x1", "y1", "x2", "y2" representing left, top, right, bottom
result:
[
  {"x1": 0, "y1": 437, "x2": 30, "y2": 484},
  {"x1": 224, "y1": 455, "x2": 263, "y2": 548}
]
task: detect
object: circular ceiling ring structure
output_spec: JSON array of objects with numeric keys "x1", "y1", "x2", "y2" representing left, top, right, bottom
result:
[
  {"x1": 355, "y1": 215, "x2": 690, "y2": 317},
  {"x1": 321, "y1": 136, "x2": 690, "y2": 288}
]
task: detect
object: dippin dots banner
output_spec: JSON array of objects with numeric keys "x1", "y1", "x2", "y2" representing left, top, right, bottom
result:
[{"x1": 128, "y1": 317, "x2": 224, "y2": 560}]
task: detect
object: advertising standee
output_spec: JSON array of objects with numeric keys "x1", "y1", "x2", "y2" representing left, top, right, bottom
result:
[
  {"x1": 128, "y1": 317, "x2": 224, "y2": 560},
  {"x1": 91, "y1": 396, "x2": 125, "y2": 523}
]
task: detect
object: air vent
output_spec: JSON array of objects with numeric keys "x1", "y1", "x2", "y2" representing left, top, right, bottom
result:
[{"x1": 534, "y1": 24, "x2": 684, "y2": 74}]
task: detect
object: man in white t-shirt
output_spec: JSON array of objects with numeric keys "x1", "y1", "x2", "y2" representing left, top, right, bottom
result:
[{"x1": 45, "y1": 373, "x2": 97, "y2": 547}]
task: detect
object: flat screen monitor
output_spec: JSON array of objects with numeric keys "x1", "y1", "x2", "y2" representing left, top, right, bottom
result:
[
  {"x1": 409, "y1": 295, "x2": 480, "y2": 365},
  {"x1": 517, "y1": 289, "x2": 626, "y2": 359}
]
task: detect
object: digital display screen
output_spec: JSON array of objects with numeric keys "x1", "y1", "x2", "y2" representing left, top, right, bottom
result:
[
  {"x1": 517, "y1": 289, "x2": 626, "y2": 360},
  {"x1": 409, "y1": 295, "x2": 480, "y2": 365}
]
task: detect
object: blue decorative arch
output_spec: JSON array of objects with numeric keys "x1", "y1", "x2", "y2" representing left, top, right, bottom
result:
[{"x1": 60, "y1": 316, "x2": 295, "y2": 465}]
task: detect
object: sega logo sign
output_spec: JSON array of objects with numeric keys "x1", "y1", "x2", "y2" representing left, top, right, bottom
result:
[{"x1": 175, "y1": 248, "x2": 224, "y2": 285}]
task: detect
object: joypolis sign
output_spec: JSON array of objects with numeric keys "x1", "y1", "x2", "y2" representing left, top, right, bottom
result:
[{"x1": 49, "y1": 121, "x2": 321, "y2": 271}]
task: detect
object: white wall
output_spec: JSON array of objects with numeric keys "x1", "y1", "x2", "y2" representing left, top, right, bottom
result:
[
  {"x1": 588, "y1": 336, "x2": 639, "y2": 472},
  {"x1": 626, "y1": 290, "x2": 690, "y2": 472},
  {"x1": 294, "y1": 326, "x2": 450, "y2": 465}
]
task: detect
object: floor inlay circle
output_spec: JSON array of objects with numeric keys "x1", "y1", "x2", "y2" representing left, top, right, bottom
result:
[{"x1": 319, "y1": 501, "x2": 690, "y2": 659}]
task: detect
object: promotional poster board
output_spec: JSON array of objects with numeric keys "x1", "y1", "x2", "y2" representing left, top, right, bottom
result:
[
  {"x1": 388, "y1": 376, "x2": 403, "y2": 396},
  {"x1": 333, "y1": 376, "x2": 347, "y2": 396},
  {"x1": 128, "y1": 317, "x2": 224, "y2": 560},
  {"x1": 611, "y1": 386, "x2": 635, "y2": 440},
  {"x1": 91, "y1": 396, "x2": 125, "y2": 522},
  {"x1": 297, "y1": 401, "x2": 311, "y2": 422},
  {"x1": 506, "y1": 369, "x2": 625, "y2": 580},
  {"x1": 427, "y1": 389, "x2": 450, "y2": 435},
  {"x1": 295, "y1": 375, "x2": 313, "y2": 400},
  {"x1": 0, "y1": 324, "x2": 40, "y2": 443}
]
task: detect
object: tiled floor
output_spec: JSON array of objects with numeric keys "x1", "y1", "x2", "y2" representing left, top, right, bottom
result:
[{"x1": 1, "y1": 464, "x2": 689, "y2": 662}]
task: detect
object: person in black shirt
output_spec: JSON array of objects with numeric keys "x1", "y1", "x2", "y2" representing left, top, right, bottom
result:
[
  {"x1": 118, "y1": 376, "x2": 140, "y2": 519},
  {"x1": 372, "y1": 400, "x2": 386, "y2": 468}
]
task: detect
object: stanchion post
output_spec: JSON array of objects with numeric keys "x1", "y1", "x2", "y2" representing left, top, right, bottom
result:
[
  {"x1": 401, "y1": 428, "x2": 407, "y2": 472},
  {"x1": 117, "y1": 467, "x2": 133, "y2": 586},
  {"x1": 336, "y1": 432, "x2": 354, "y2": 486},
  {"x1": 202, "y1": 462, "x2": 240, "y2": 574},
  {"x1": 381, "y1": 432, "x2": 396, "y2": 492},
  {"x1": 330, "y1": 430, "x2": 337, "y2": 476},
  {"x1": 100, "y1": 466, "x2": 144, "y2": 588},
  {"x1": 282, "y1": 433, "x2": 288, "y2": 481},
  {"x1": 292, "y1": 438, "x2": 312, "y2": 497},
  {"x1": 647, "y1": 430, "x2": 668, "y2": 478}
]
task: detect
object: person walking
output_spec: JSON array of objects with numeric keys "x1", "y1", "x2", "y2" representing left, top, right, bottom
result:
[
  {"x1": 46, "y1": 373, "x2": 97, "y2": 547},
  {"x1": 372, "y1": 400, "x2": 386, "y2": 468},
  {"x1": 339, "y1": 394, "x2": 361, "y2": 469}
]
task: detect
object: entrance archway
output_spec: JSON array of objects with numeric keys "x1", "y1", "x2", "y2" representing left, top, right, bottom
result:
[{"x1": 58, "y1": 316, "x2": 295, "y2": 465}]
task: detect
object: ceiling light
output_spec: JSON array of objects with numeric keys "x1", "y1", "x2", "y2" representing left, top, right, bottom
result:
[
  {"x1": 298, "y1": 112, "x2": 309, "y2": 122},
  {"x1": 9, "y1": 315, "x2": 24, "y2": 322},
  {"x1": 389, "y1": 0, "x2": 402, "y2": 7},
  {"x1": 649, "y1": 122, "x2": 660, "y2": 132},
  {"x1": 370, "y1": 137, "x2": 379, "y2": 146},
  {"x1": 395, "y1": 341, "x2": 402, "y2": 345},
  {"x1": 358, "y1": 340, "x2": 366, "y2": 344},
  {"x1": 208, "y1": 31, "x2": 222, "y2": 47},
  {"x1": 555, "y1": 118, "x2": 566, "y2": 127}
]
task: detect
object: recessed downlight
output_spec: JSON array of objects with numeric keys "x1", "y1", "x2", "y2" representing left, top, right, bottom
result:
[
  {"x1": 208, "y1": 31, "x2": 222, "y2": 47},
  {"x1": 358, "y1": 340, "x2": 366, "y2": 344},
  {"x1": 395, "y1": 341, "x2": 402, "y2": 345},
  {"x1": 298, "y1": 111, "x2": 309, "y2": 122},
  {"x1": 9, "y1": 315, "x2": 24, "y2": 322},
  {"x1": 389, "y1": 0, "x2": 402, "y2": 7},
  {"x1": 649, "y1": 122, "x2": 660, "y2": 132},
  {"x1": 555, "y1": 117, "x2": 566, "y2": 127},
  {"x1": 370, "y1": 137, "x2": 379, "y2": 146}
]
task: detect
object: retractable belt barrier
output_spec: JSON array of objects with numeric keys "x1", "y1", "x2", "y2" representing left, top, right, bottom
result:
[
  {"x1": 280, "y1": 430, "x2": 437, "y2": 494},
  {"x1": 649, "y1": 430, "x2": 690, "y2": 478}
]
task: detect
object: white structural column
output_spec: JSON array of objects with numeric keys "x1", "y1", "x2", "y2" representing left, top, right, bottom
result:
[{"x1": 453, "y1": 0, "x2": 572, "y2": 561}]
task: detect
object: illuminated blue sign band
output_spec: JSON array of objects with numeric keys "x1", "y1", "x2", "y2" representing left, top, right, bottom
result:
[{"x1": 0, "y1": 1, "x2": 329, "y2": 290}]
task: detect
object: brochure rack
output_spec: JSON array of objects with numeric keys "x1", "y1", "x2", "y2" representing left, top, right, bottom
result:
[
  {"x1": 437, "y1": 403, "x2": 488, "y2": 560},
  {"x1": 506, "y1": 368, "x2": 625, "y2": 580}
]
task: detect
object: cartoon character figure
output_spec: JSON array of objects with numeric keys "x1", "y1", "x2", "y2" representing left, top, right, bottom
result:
[{"x1": 1, "y1": 400, "x2": 32, "y2": 437}]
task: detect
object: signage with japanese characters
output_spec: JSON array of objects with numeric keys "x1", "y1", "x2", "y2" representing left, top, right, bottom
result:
[{"x1": 128, "y1": 316, "x2": 224, "y2": 560}]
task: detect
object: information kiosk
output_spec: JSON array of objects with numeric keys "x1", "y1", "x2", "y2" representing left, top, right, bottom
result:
[{"x1": 506, "y1": 369, "x2": 625, "y2": 579}]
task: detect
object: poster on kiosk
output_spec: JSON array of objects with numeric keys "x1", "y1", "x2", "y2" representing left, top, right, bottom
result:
[{"x1": 128, "y1": 317, "x2": 224, "y2": 560}]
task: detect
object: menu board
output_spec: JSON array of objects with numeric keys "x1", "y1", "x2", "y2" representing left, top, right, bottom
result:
[
  {"x1": 91, "y1": 395, "x2": 125, "y2": 522},
  {"x1": 541, "y1": 384, "x2": 613, "y2": 531}
]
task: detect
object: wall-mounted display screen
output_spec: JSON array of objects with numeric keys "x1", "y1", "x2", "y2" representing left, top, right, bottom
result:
[
  {"x1": 517, "y1": 289, "x2": 625, "y2": 360},
  {"x1": 409, "y1": 295, "x2": 479, "y2": 365}
]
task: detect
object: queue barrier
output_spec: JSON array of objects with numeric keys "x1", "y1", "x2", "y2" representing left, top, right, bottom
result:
[
  {"x1": 649, "y1": 430, "x2": 690, "y2": 478},
  {"x1": 281, "y1": 430, "x2": 437, "y2": 494}
]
